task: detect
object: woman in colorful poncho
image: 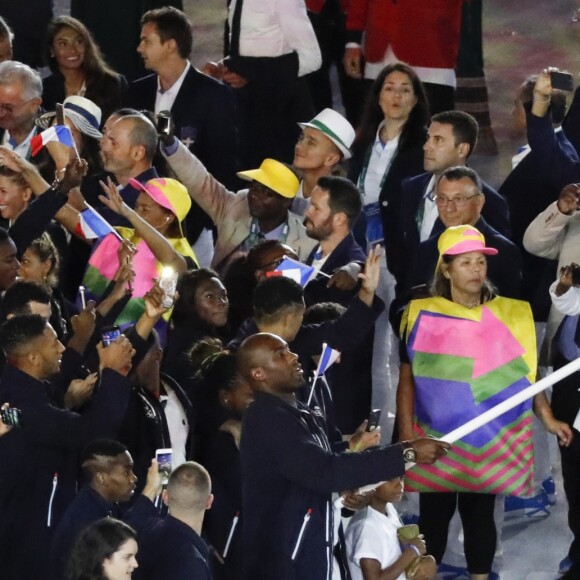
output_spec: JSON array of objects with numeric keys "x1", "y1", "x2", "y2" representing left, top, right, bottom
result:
[
  {"x1": 82, "y1": 176, "x2": 198, "y2": 339},
  {"x1": 396, "y1": 225, "x2": 572, "y2": 579}
]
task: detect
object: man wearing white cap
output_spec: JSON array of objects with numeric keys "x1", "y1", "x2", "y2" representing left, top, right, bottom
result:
[
  {"x1": 292, "y1": 107, "x2": 355, "y2": 216},
  {"x1": 161, "y1": 137, "x2": 317, "y2": 275}
]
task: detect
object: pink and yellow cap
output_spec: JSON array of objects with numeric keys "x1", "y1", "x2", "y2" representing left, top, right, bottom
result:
[
  {"x1": 128, "y1": 177, "x2": 192, "y2": 235},
  {"x1": 436, "y1": 225, "x2": 498, "y2": 269}
]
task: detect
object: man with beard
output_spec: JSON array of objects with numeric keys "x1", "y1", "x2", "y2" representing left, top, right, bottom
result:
[
  {"x1": 303, "y1": 175, "x2": 365, "y2": 306},
  {"x1": 303, "y1": 175, "x2": 371, "y2": 434}
]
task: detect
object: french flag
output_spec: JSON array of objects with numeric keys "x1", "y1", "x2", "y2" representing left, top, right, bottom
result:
[
  {"x1": 30, "y1": 125, "x2": 74, "y2": 157},
  {"x1": 75, "y1": 206, "x2": 118, "y2": 240},
  {"x1": 314, "y1": 342, "x2": 340, "y2": 378},
  {"x1": 307, "y1": 342, "x2": 341, "y2": 406},
  {"x1": 266, "y1": 257, "x2": 317, "y2": 287}
]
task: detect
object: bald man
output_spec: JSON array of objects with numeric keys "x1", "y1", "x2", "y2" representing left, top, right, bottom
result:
[
  {"x1": 238, "y1": 332, "x2": 449, "y2": 580},
  {"x1": 126, "y1": 460, "x2": 213, "y2": 580}
]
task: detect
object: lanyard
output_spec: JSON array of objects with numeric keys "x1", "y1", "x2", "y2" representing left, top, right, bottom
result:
[
  {"x1": 357, "y1": 140, "x2": 396, "y2": 202},
  {"x1": 245, "y1": 218, "x2": 289, "y2": 249}
]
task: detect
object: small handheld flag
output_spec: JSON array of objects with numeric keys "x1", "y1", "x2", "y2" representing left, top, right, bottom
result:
[
  {"x1": 31, "y1": 125, "x2": 75, "y2": 157},
  {"x1": 76, "y1": 204, "x2": 122, "y2": 241},
  {"x1": 266, "y1": 256, "x2": 330, "y2": 287},
  {"x1": 307, "y1": 342, "x2": 340, "y2": 406}
]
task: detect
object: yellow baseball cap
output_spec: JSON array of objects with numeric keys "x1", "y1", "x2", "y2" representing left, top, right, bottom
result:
[
  {"x1": 436, "y1": 225, "x2": 498, "y2": 270},
  {"x1": 237, "y1": 159, "x2": 299, "y2": 199}
]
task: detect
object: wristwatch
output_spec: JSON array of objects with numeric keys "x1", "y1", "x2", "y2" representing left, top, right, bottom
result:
[{"x1": 401, "y1": 441, "x2": 416, "y2": 463}]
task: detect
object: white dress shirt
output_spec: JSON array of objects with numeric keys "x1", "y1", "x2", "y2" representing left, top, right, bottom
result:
[
  {"x1": 228, "y1": 0, "x2": 322, "y2": 76},
  {"x1": 155, "y1": 61, "x2": 191, "y2": 114}
]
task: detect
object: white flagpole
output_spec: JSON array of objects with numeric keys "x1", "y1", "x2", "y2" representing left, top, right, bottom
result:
[
  {"x1": 438, "y1": 357, "x2": 580, "y2": 444},
  {"x1": 307, "y1": 343, "x2": 328, "y2": 406}
]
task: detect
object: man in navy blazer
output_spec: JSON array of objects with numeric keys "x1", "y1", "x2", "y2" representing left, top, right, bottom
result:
[
  {"x1": 302, "y1": 176, "x2": 372, "y2": 432},
  {"x1": 129, "y1": 6, "x2": 240, "y2": 244},
  {"x1": 397, "y1": 111, "x2": 511, "y2": 292},
  {"x1": 500, "y1": 74, "x2": 580, "y2": 320},
  {"x1": 303, "y1": 176, "x2": 366, "y2": 307},
  {"x1": 392, "y1": 166, "x2": 522, "y2": 336}
]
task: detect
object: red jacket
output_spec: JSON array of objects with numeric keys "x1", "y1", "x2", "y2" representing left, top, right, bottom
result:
[
  {"x1": 346, "y1": 0, "x2": 463, "y2": 68},
  {"x1": 306, "y1": 0, "x2": 348, "y2": 14}
]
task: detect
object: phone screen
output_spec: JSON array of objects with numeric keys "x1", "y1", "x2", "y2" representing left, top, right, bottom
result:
[
  {"x1": 101, "y1": 327, "x2": 121, "y2": 347},
  {"x1": 551, "y1": 71, "x2": 574, "y2": 92},
  {"x1": 366, "y1": 409, "x2": 381, "y2": 432},
  {"x1": 156, "y1": 449, "x2": 173, "y2": 485}
]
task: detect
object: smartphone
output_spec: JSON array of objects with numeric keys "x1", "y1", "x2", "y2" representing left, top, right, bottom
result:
[
  {"x1": 156, "y1": 111, "x2": 172, "y2": 136},
  {"x1": 56, "y1": 103, "x2": 65, "y2": 126},
  {"x1": 101, "y1": 326, "x2": 121, "y2": 347},
  {"x1": 551, "y1": 71, "x2": 574, "y2": 92},
  {"x1": 572, "y1": 265, "x2": 580, "y2": 286},
  {"x1": 155, "y1": 448, "x2": 173, "y2": 485},
  {"x1": 366, "y1": 408, "x2": 381, "y2": 432},
  {"x1": 159, "y1": 267, "x2": 179, "y2": 309},
  {"x1": 1, "y1": 406, "x2": 22, "y2": 428}
]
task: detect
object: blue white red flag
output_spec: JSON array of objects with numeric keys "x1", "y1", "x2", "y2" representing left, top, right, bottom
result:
[
  {"x1": 315, "y1": 342, "x2": 341, "y2": 378},
  {"x1": 76, "y1": 206, "x2": 119, "y2": 240},
  {"x1": 266, "y1": 257, "x2": 317, "y2": 286},
  {"x1": 31, "y1": 125, "x2": 74, "y2": 157}
]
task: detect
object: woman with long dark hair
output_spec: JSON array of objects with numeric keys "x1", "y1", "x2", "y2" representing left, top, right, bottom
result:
[
  {"x1": 42, "y1": 16, "x2": 127, "y2": 122},
  {"x1": 349, "y1": 62, "x2": 430, "y2": 420},
  {"x1": 66, "y1": 518, "x2": 138, "y2": 580}
]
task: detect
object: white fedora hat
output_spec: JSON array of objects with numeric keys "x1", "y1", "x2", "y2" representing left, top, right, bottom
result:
[{"x1": 298, "y1": 108, "x2": 355, "y2": 160}]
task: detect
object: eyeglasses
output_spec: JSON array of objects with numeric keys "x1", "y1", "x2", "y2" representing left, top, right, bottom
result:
[
  {"x1": 0, "y1": 97, "x2": 36, "y2": 116},
  {"x1": 434, "y1": 193, "x2": 481, "y2": 207}
]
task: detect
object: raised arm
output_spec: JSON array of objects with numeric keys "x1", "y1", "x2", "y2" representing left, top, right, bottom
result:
[{"x1": 99, "y1": 177, "x2": 187, "y2": 273}]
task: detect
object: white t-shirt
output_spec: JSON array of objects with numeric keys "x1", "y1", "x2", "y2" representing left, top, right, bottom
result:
[{"x1": 345, "y1": 504, "x2": 406, "y2": 580}]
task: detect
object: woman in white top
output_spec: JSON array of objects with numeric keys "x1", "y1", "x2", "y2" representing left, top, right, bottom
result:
[{"x1": 349, "y1": 62, "x2": 429, "y2": 426}]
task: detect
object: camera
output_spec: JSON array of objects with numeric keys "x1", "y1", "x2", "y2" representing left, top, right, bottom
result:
[{"x1": 156, "y1": 111, "x2": 172, "y2": 137}]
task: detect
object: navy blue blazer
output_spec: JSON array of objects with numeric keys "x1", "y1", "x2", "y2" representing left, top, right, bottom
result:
[
  {"x1": 304, "y1": 233, "x2": 366, "y2": 307},
  {"x1": 240, "y1": 391, "x2": 405, "y2": 580},
  {"x1": 129, "y1": 67, "x2": 240, "y2": 190},
  {"x1": 562, "y1": 86, "x2": 580, "y2": 157},
  {"x1": 525, "y1": 107, "x2": 580, "y2": 187},
  {"x1": 499, "y1": 118, "x2": 578, "y2": 320},
  {"x1": 397, "y1": 172, "x2": 511, "y2": 289},
  {"x1": 126, "y1": 496, "x2": 211, "y2": 580},
  {"x1": 0, "y1": 365, "x2": 131, "y2": 580},
  {"x1": 407, "y1": 217, "x2": 522, "y2": 299},
  {"x1": 130, "y1": 67, "x2": 240, "y2": 243},
  {"x1": 49, "y1": 485, "x2": 121, "y2": 580},
  {"x1": 349, "y1": 134, "x2": 426, "y2": 283},
  {"x1": 304, "y1": 234, "x2": 372, "y2": 432},
  {"x1": 389, "y1": 217, "x2": 522, "y2": 338},
  {"x1": 228, "y1": 295, "x2": 384, "y2": 364}
]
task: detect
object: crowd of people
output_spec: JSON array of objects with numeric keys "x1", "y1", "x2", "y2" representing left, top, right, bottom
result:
[{"x1": 0, "y1": 2, "x2": 579, "y2": 580}]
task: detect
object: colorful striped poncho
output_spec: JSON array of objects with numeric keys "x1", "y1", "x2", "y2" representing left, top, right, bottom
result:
[
  {"x1": 401, "y1": 296, "x2": 537, "y2": 496},
  {"x1": 81, "y1": 227, "x2": 198, "y2": 332}
]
